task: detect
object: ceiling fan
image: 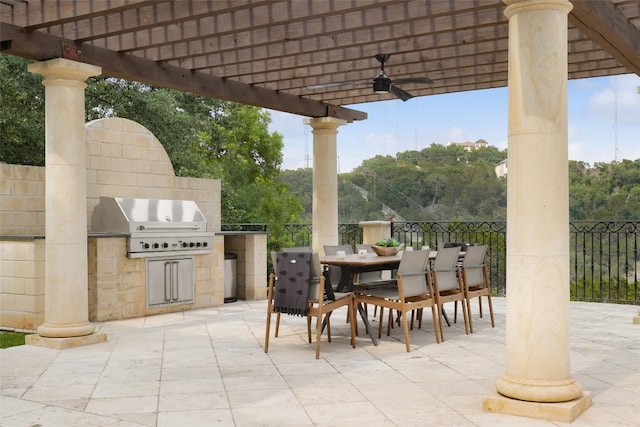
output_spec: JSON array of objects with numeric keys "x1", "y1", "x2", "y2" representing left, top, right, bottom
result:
[{"x1": 307, "y1": 54, "x2": 433, "y2": 101}]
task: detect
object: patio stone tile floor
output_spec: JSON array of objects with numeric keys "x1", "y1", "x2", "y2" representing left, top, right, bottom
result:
[{"x1": 1, "y1": 297, "x2": 638, "y2": 426}]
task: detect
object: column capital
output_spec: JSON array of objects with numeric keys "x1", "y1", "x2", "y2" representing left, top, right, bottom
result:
[
  {"x1": 504, "y1": 0, "x2": 572, "y2": 18},
  {"x1": 28, "y1": 58, "x2": 101, "y2": 82},
  {"x1": 304, "y1": 116, "x2": 347, "y2": 131}
]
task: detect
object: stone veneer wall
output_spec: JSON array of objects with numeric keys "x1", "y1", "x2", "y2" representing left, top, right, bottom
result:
[
  {"x1": 223, "y1": 233, "x2": 268, "y2": 301},
  {"x1": 84, "y1": 118, "x2": 221, "y2": 230},
  {"x1": 1, "y1": 117, "x2": 225, "y2": 329},
  {"x1": 0, "y1": 166, "x2": 45, "y2": 235},
  {"x1": 87, "y1": 237, "x2": 221, "y2": 321},
  {"x1": 0, "y1": 118, "x2": 222, "y2": 234},
  {"x1": 0, "y1": 239, "x2": 45, "y2": 331}
]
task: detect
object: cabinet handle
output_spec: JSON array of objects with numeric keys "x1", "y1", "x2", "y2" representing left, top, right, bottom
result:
[
  {"x1": 164, "y1": 261, "x2": 171, "y2": 302},
  {"x1": 172, "y1": 261, "x2": 179, "y2": 301}
]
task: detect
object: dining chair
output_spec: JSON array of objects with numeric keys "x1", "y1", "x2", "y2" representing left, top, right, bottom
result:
[
  {"x1": 264, "y1": 251, "x2": 355, "y2": 359},
  {"x1": 354, "y1": 244, "x2": 388, "y2": 284},
  {"x1": 352, "y1": 243, "x2": 394, "y2": 320},
  {"x1": 431, "y1": 246, "x2": 470, "y2": 341},
  {"x1": 355, "y1": 250, "x2": 440, "y2": 351},
  {"x1": 264, "y1": 252, "x2": 281, "y2": 351},
  {"x1": 460, "y1": 245, "x2": 494, "y2": 333},
  {"x1": 323, "y1": 244, "x2": 354, "y2": 291}
]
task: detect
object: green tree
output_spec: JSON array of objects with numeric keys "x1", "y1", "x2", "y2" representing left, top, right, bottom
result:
[
  {"x1": 0, "y1": 55, "x2": 45, "y2": 165},
  {"x1": 0, "y1": 55, "x2": 303, "y2": 244}
]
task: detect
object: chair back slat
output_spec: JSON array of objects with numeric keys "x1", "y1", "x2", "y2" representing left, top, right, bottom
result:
[
  {"x1": 273, "y1": 252, "x2": 312, "y2": 316},
  {"x1": 398, "y1": 250, "x2": 430, "y2": 297},
  {"x1": 463, "y1": 245, "x2": 487, "y2": 267},
  {"x1": 323, "y1": 244, "x2": 353, "y2": 255},
  {"x1": 355, "y1": 244, "x2": 384, "y2": 282},
  {"x1": 433, "y1": 246, "x2": 461, "y2": 292},
  {"x1": 462, "y1": 245, "x2": 488, "y2": 288},
  {"x1": 323, "y1": 245, "x2": 353, "y2": 291}
]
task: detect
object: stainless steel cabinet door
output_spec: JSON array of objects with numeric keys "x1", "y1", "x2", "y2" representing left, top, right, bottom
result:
[{"x1": 147, "y1": 257, "x2": 194, "y2": 306}]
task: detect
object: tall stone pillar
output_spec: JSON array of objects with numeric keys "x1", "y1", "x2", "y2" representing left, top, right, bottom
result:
[
  {"x1": 305, "y1": 117, "x2": 346, "y2": 254},
  {"x1": 359, "y1": 221, "x2": 391, "y2": 246},
  {"x1": 483, "y1": 0, "x2": 590, "y2": 422},
  {"x1": 27, "y1": 59, "x2": 106, "y2": 348}
]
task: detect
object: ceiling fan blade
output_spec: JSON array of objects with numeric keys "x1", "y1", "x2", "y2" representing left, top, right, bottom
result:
[
  {"x1": 389, "y1": 84, "x2": 414, "y2": 102},
  {"x1": 391, "y1": 76, "x2": 433, "y2": 84},
  {"x1": 307, "y1": 81, "x2": 368, "y2": 90}
]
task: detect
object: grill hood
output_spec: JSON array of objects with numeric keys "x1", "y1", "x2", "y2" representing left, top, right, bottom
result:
[{"x1": 91, "y1": 196, "x2": 207, "y2": 234}]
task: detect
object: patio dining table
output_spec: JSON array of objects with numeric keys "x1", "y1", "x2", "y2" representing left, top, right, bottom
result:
[{"x1": 320, "y1": 250, "x2": 457, "y2": 346}]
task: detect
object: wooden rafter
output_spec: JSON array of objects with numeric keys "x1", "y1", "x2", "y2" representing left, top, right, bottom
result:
[
  {"x1": 0, "y1": 23, "x2": 366, "y2": 122},
  {"x1": 570, "y1": 0, "x2": 640, "y2": 76},
  {"x1": 1, "y1": 0, "x2": 638, "y2": 110}
]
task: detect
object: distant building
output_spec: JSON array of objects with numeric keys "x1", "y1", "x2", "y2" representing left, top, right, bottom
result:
[
  {"x1": 495, "y1": 159, "x2": 508, "y2": 178},
  {"x1": 447, "y1": 139, "x2": 489, "y2": 151}
]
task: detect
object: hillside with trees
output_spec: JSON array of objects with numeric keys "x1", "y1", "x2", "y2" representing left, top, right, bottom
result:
[
  {"x1": 3, "y1": 54, "x2": 639, "y2": 226},
  {"x1": 279, "y1": 147, "x2": 640, "y2": 223}
]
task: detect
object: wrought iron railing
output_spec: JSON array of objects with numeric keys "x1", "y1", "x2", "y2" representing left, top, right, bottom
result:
[
  {"x1": 221, "y1": 223, "x2": 268, "y2": 232},
  {"x1": 225, "y1": 221, "x2": 639, "y2": 304},
  {"x1": 390, "y1": 221, "x2": 507, "y2": 297},
  {"x1": 569, "y1": 221, "x2": 639, "y2": 303}
]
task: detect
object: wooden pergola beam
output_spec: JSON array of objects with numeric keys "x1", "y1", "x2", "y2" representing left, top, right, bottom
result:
[
  {"x1": 569, "y1": 0, "x2": 640, "y2": 76},
  {"x1": 0, "y1": 23, "x2": 367, "y2": 123}
]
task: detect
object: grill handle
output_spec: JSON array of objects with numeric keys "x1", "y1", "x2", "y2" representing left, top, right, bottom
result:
[{"x1": 138, "y1": 225, "x2": 201, "y2": 230}]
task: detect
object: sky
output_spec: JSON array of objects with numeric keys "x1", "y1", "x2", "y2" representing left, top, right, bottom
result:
[{"x1": 268, "y1": 73, "x2": 640, "y2": 173}]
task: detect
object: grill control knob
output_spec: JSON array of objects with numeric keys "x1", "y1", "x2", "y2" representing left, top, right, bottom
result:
[
  {"x1": 153, "y1": 243, "x2": 160, "y2": 249},
  {"x1": 182, "y1": 242, "x2": 188, "y2": 248},
  {"x1": 203, "y1": 242, "x2": 208, "y2": 247},
  {"x1": 189, "y1": 242, "x2": 195, "y2": 247},
  {"x1": 196, "y1": 242, "x2": 201, "y2": 247},
  {"x1": 143, "y1": 243, "x2": 150, "y2": 249},
  {"x1": 162, "y1": 243, "x2": 169, "y2": 248}
]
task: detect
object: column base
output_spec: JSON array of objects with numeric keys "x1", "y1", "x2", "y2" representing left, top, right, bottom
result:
[
  {"x1": 483, "y1": 391, "x2": 592, "y2": 423},
  {"x1": 37, "y1": 321, "x2": 95, "y2": 338},
  {"x1": 26, "y1": 332, "x2": 107, "y2": 350}
]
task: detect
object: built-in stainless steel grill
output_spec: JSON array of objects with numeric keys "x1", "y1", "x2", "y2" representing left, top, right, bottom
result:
[{"x1": 91, "y1": 196, "x2": 214, "y2": 258}]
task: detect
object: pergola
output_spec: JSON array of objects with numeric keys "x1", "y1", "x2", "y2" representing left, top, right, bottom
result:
[
  {"x1": 1, "y1": 0, "x2": 639, "y2": 423},
  {"x1": 1, "y1": 1, "x2": 638, "y2": 116}
]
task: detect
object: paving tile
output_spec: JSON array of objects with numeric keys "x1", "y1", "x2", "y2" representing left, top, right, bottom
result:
[
  {"x1": 0, "y1": 298, "x2": 637, "y2": 427},
  {"x1": 304, "y1": 401, "x2": 386, "y2": 424},
  {"x1": 159, "y1": 378, "x2": 225, "y2": 395},
  {"x1": 85, "y1": 396, "x2": 158, "y2": 415},
  {"x1": 92, "y1": 380, "x2": 160, "y2": 398},
  {"x1": 158, "y1": 391, "x2": 228, "y2": 411},
  {"x1": 222, "y1": 374, "x2": 289, "y2": 391},
  {"x1": 0, "y1": 395, "x2": 46, "y2": 418},
  {"x1": 232, "y1": 404, "x2": 313, "y2": 426},
  {"x1": 157, "y1": 409, "x2": 234, "y2": 427},
  {"x1": 226, "y1": 388, "x2": 299, "y2": 408},
  {"x1": 22, "y1": 384, "x2": 95, "y2": 402},
  {"x1": 291, "y1": 383, "x2": 367, "y2": 405},
  {"x1": 1, "y1": 406, "x2": 129, "y2": 427}
]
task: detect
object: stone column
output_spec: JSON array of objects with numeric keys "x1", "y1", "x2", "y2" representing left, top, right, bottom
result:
[
  {"x1": 305, "y1": 117, "x2": 346, "y2": 254},
  {"x1": 483, "y1": 0, "x2": 590, "y2": 422},
  {"x1": 27, "y1": 59, "x2": 106, "y2": 348},
  {"x1": 359, "y1": 220, "x2": 391, "y2": 245}
]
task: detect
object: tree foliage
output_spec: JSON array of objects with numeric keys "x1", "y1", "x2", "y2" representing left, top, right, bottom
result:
[
  {"x1": 3, "y1": 54, "x2": 638, "y2": 227},
  {"x1": 0, "y1": 55, "x2": 303, "y2": 243},
  {"x1": 279, "y1": 145, "x2": 640, "y2": 222},
  {"x1": 0, "y1": 55, "x2": 45, "y2": 165}
]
